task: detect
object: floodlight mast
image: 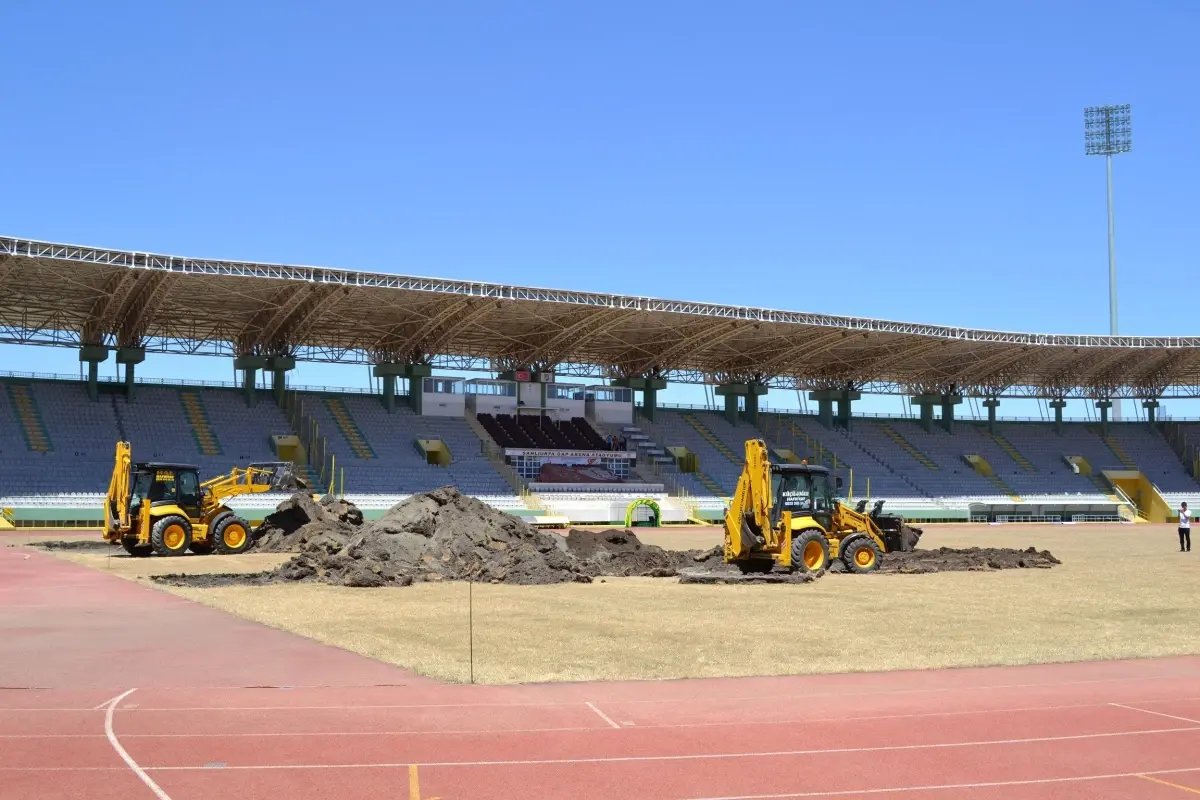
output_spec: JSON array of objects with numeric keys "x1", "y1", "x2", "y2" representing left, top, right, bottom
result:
[{"x1": 1085, "y1": 104, "x2": 1132, "y2": 419}]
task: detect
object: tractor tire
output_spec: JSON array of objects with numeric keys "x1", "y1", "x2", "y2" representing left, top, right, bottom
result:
[
  {"x1": 790, "y1": 529, "x2": 830, "y2": 576},
  {"x1": 191, "y1": 511, "x2": 232, "y2": 554},
  {"x1": 211, "y1": 514, "x2": 253, "y2": 555},
  {"x1": 842, "y1": 536, "x2": 883, "y2": 574},
  {"x1": 837, "y1": 534, "x2": 864, "y2": 568},
  {"x1": 150, "y1": 515, "x2": 192, "y2": 557},
  {"x1": 121, "y1": 536, "x2": 152, "y2": 558}
]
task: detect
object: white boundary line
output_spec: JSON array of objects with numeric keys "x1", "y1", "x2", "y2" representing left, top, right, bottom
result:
[
  {"x1": 29, "y1": 672, "x2": 1200, "y2": 714},
  {"x1": 1110, "y1": 702, "x2": 1200, "y2": 725},
  {"x1": 585, "y1": 701, "x2": 620, "y2": 729},
  {"x1": 683, "y1": 766, "x2": 1200, "y2": 799},
  {"x1": 102, "y1": 689, "x2": 173, "y2": 800},
  {"x1": 92, "y1": 692, "x2": 131, "y2": 712},
  {"x1": 0, "y1": 696, "x2": 1186, "y2": 739},
  {"x1": 110, "y1": 724, "x2": 1198, "y2": 771}
]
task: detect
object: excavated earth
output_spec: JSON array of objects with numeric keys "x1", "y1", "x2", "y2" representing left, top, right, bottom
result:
[
  {"x1": 139, "y1": 489, "x2": 1059, "y2": 589},
  {"x1": 152, "y1": 488, "x2": 724, "y2": 589}
]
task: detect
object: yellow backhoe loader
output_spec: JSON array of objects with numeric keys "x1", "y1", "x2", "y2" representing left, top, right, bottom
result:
[
  {"x1": 104, "y1": 441, "x2": 311, "y2": 557},
  {"x1": 724, "y1": 439, "x2": 922, "y2": 575}
]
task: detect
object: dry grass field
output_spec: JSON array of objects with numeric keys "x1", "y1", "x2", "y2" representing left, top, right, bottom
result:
[{"x1": 17, "y1": 523, "x2": 1200, "y2": 684}]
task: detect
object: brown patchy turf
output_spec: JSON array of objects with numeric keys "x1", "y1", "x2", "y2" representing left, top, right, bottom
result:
[{"x1": 29, "y1": 523, "x2": 1200, "y2": 685}]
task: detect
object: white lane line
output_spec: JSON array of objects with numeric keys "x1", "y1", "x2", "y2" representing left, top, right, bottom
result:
[
  {"x1": 103, "y1": 689, "x2": 173, "y2": 800},
  {"x1": 106, "y1": 724, "x2": 1199, "y2": 771},
  {"x1": 682, "y1": 766, "x2": 1200, "y2": 799},
  {"x1": 67, "y1": 671, "x2": 1200, "y2": 713},
  {"x1": 585, "y1": 701, "x2": 620, "y2": 729},
  {"x1": 93, "y1": 692, "x2": 132, "y2": 712},
  {"x1": 1110, "y1": 702, "x2": 1200, "y2": 725},
  {"x1": 1, "y1": 697, "x2": 1194, "y2": 740}
]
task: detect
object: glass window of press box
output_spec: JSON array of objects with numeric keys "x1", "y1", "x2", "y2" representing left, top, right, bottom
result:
[{"x1": 422, "y1": 378, "x2": 463, "y2": 394}]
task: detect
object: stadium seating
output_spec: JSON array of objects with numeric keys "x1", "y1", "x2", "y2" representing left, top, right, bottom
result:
[
  {"x1": 475, "y1": 413, "x2": 613, "y2": 451},
  {"x1": 300, "y1": 395, "x2": 513, "y2": 496},
  {"x1": 0, "y1": 381, "x2": 513, "y2": 499}
]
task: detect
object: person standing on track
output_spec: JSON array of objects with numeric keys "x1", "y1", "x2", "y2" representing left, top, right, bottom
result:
[{"x1": 1179, "y1": 502, "x2": 1191, "y2": 552}]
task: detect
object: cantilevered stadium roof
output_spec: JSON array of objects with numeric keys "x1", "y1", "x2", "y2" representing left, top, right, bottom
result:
[{"x1": 2, "y1": 235, "x2": 1198, "y2": 399}]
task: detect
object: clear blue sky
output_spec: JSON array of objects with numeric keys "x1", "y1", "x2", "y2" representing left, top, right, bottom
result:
[{"x1": 2, "y1": 1, "x2": 1197, "y2": 418}]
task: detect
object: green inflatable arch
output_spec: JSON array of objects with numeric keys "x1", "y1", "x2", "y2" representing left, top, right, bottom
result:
[{"x1": 624, "y1": 498, "x2": 662, "y2": 528}]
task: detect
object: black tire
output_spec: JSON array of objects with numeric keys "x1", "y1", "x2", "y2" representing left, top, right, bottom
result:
[
  {"x1": 121, "y1": 536, "x2": 152, "y2": 557},
  {"x1": 838, "y1": 534, "x2": 865, "y2": 569},
  {"x1": 842, "y1": 536, "x2": 883, "y2": 574},
  {"x1": 211, "y1": 514, "x2": 253, "y2": 555},
  {"x1": 192, "y1": 511, "x2": 232, "y2": 555},
  {"x1": 790, "y1": 529, "x2": 830, "y2": 575},
  {"x1": 150, "y1": 515, "x2": 192, "y2": 557}
]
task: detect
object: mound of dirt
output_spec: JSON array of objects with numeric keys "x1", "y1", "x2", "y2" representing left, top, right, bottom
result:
[
  {"x1": 563, "y1": 529, "x2": 722, "y2": 578},
  {"x1": 162, "y1": 487, "x2": 591, "y2": 588},
  {"x1": 873, "y1": 546, "x2": 1061, "y2": 574}
]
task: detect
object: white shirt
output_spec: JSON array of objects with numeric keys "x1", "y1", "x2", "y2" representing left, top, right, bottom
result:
[{"x1": 1181, "y1": 508, "x2": 1191, "y2": 529}]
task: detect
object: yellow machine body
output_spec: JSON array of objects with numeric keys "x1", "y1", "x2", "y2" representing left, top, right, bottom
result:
[
  {"x1": 103, "y1": 441, "x2": 310, "y2": 557},
  {"x1": 723, "y1": 439, "x2": 921, "y2": 575}
]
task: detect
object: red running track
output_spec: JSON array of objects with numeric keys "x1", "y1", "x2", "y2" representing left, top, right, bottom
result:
[{"x1": 5, "y1": 546, "x2": 1200, "y2": 799}]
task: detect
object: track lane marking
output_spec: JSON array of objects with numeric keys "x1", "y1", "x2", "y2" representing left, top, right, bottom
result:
[
  {"x1": 65, "y1": 723, "x2": 1190, "y2": 771},
  {"x1": 1139, "y1": 774, "x2": 1200, "y2": 795},
  {"x1": 54, "y1": 672, "x2": 1200, "y2": 713},
  {"x1": 5, "y1": 695, "x2": 1195, "y2": 739},
  {"x1": 103, "y1": 688, "x2": 174, "y2": 800},
  {"x1": 1111, "y1": 702, "x2": 1200, "y2": 725},
  {"x1": 681, "y1": 766, "x2": 1200, "y2": 798},
  {"x1": 92, "y1": 692, "x2": 133, "y2": 712},
  {"x1": 586, "y1": 701, "x2": 620, "y2": 729}
]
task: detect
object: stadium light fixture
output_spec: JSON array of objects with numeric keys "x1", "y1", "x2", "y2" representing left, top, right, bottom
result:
[{"x1": 1084, "y1": 103, "x2": 1131, "y2": 419}]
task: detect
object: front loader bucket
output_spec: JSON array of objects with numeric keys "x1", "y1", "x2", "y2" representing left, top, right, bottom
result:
[{"x1": 249, "y1": 462, "x2": 311, "y2": 492}]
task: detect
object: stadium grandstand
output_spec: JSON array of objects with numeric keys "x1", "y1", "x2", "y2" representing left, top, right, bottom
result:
[{"x1": 1, "y1": 234, "x2": 1198, "y2": 529}]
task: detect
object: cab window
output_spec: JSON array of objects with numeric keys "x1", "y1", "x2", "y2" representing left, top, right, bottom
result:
[
  {"x1": 178, "y1": 471, "x2": 199, "y2": 505},
  {"x1": 776, "y1": 472, "x2": 812, "y2": 513}
]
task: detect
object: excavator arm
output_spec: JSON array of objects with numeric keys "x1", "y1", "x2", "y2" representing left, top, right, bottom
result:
[
  {"x1": 199, "y1": 462, "x2": 309, "y2": 513},
  {"x1": 723, "y1": 439, "x2": 792, "y2": 565},
  {"x1": 103, "y1": 441, "x2": 132, "y2": 542}
]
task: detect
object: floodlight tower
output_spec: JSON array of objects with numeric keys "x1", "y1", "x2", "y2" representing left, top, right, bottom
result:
[{"x1": 1085, "y1": 103, "x2": 1132, "y2": 419}]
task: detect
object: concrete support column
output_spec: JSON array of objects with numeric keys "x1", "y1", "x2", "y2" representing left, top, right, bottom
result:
[
  {"x1": 372, "y1": 363, "x2": 405, "y2": 413},
  {"x1": 744, "y1": 382, "x2": 767, "y2": 426},
  {"x1": 78, "y1": 345, "x2": 110, "y2": 401},
  {"x1": 613, "y1": 377, "x2": 667, "y2": 422},
  {"x1": 715, "y1": 383, "x2": 753, "y2": 427},
  {"x1": 1142, "y1": 399, "x2": 1160, "y2": 425},
  {"x1": 234, "y1": 355, "x2": 269, "y2": 407},
  {"x1": 837, "y1": 388, "x2": 861, "y2": 431},
  {"x1": 1095, "y1": 399, "x2": 1113, "y2": 437},
  {"x1": 983, "y1": 397, "x2": 1000, "y2": 435},
  {"x1": 405, "y1": 364, "x2": 432, "y2": 415},
  {"x1": 940, "y1": 393, "x2": 963, "y2": 434},
  {"x1": 267, "y1": 355, "x2": 296, "y2": 408},
  {"x1": 910, "y1": 394, "x2": 940, "y2": 433},
  {"x1": 722, "y1": 392, "x2": 739, "y2": 426},
  {"x1": 116, "y1": 347, "x2": 145, "y2": 403},
  {"x1": 808, "y1": 390, "x2": 836, "y2": 429},
  {"x1": 1049, "y1": 398, "x2": 1067, "y2": 435}
]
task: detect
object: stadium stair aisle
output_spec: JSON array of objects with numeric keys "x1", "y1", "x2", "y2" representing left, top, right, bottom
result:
[
  {"x1": 179, "y1": 390, "x2": 222, "y2": 456},
  {"x1": 324, "y1": 398, "x2": 377, "y2": 459},
  {"x1": 1087, "y1": 472, "x2": 1125, "y2": 504},
  {"x1": 875, "y1": 421, "x2": 938, "y2": 470},
  {"x1": 987, "y1": 431, "x2": 1036, "y2": 472},
  {"x1": 5, "y1": 384, "x2": 52, "y2": 453},
  {"x1": 692, "y1": 470, "x2": 728, "y2": 497},
  {"x1": 1096, "y1": 429, "x2": 1138, "y2": 469},
  {"x1": 987, "y1": 474, "x2": 1022, "y2": 501},
  {"x1": 680, "y1": 412, "x2": 740, "y2": 464}
]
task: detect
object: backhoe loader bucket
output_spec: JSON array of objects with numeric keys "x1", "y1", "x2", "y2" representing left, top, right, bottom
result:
[{"x1": 248, "y1": 462, "x2": 311, "y2": 492}]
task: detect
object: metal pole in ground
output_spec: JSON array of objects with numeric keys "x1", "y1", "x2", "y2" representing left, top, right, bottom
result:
[{"x1": 468, "y1": 579, "x2": 475, "y2": 684}]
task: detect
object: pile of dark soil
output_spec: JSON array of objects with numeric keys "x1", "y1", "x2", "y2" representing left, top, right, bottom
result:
[
  {"x1": 872, "y1": 546, "x2": 1061, "y2": 574},
  {"x1": 21, "y1": 540, "x2": 118, "y2": 552},
  {"x1": 563, "y1": 529, "x2": 722, "y2": 578},
  {"x1": 148, "y1": 489, "x2": 1061, "y2": 589}
]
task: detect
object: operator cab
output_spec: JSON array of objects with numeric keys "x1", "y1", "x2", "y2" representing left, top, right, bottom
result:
[
  {"x1": 130, "y1": 462, "x2": 203, "y2": 518},
  {"x1": 769, "y1": 463, "x2": 842, "y2": 527}
]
